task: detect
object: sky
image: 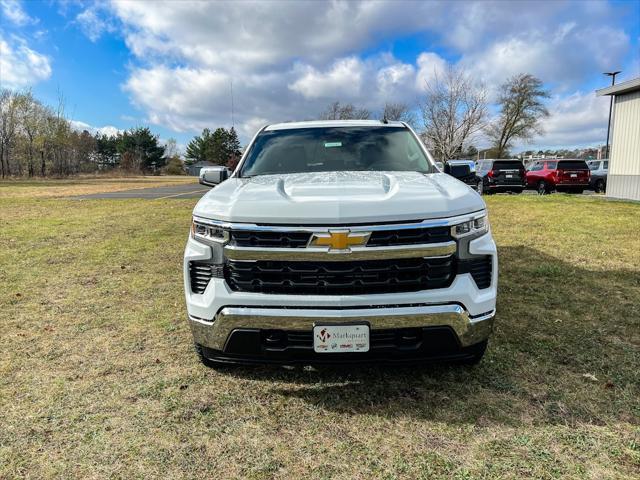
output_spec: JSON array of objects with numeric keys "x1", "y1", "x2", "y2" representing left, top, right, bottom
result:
[{"x1": 1, "y1": 0, "x2": 639, "y2": 154}]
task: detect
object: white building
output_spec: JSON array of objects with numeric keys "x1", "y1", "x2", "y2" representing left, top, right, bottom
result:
[{"x1": 596, "y1": 77, "x2": 640, "y2": 202}]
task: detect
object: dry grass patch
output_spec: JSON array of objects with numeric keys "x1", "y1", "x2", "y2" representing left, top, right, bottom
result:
[{"x1": 0, "y1": 192, "x2": 638, "y2": 479}]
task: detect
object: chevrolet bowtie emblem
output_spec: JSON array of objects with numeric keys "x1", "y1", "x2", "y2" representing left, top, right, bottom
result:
[{"x1": 308, "y1": 230, "x2": 371, "y2": 252}]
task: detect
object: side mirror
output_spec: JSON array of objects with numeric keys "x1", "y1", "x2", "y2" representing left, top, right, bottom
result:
[
  {"x1": 435, "y1": 162, "x2": 444, "y2": 171},
  {"x1": 199, "y1": 167, "x2": 230, "y2": 187}
]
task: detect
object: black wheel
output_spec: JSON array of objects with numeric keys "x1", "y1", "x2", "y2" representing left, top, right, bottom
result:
[
  {"x1": 460, "y1": 340, "x2": 488, "y2": 365},
  {"x1": 537, "y1": 181, "x2": 548, "y2": 195},
  {"x1": 594, "y1": 179, "x2": 605, "y2": 193},
  {"x1": 477, "y1": 180, "x2": 484, "y2": 195}
]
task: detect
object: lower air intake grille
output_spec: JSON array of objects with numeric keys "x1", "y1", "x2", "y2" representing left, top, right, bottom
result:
[
  {"x1": 189, "y1": 262, "x2": 223, "y2": 294},
  {"x1": 225, "y1": 257, "x2": 455, "y2": 295},
  {"x1": 457, "y1": 256, "x2": 492, "y2": 289}
]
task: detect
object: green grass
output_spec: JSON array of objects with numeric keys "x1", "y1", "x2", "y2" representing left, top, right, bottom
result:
[{"x1": 0, "y1": 184, "x2": 639, "y2": 479}]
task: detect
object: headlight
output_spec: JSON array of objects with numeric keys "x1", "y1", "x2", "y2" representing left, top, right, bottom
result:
[
  {"x1": 451, "y1": 214, "x2": 489, "y2": 239},
  {"x1": 191, "y1": 219, "x2": 229, "y2": 244}
]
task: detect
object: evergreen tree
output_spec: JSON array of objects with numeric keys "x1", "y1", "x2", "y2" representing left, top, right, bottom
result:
[
  {"x1": 227, "y1": 127, "x2": 241, "y2": 157},
  {"x1": 95, "y1": 133, "x2": 119, "y2": 168},
  {"x1": 116, "y1": 127, "x2": 165, "y2": 172},
  {"x1": 186, "y1": 127, "x2": 242, "y2": 166}
]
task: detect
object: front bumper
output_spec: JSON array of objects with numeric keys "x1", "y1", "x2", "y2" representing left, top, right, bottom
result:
[
  {"x1": 184, "y1": 228, "x2": 498, "y2": 364},
  {"x1": 190, "y1": 303, "x2": 494, "y2": 350}
]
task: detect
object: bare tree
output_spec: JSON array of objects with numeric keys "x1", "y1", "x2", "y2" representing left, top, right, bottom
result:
[
  {"x1": 319, "y1": 101, "x2": 370, "y2": 120},
  {"x1": 17, "y1": 91, "x2": 48, "y2": 177},
  {"x1": 486, "y1": 73, "x2": 550, "y2": 158},
  {"x1": 0, "y1": 89, "x2": 20, "y2": 178},
  {"x1": 420, "y1": 67, "x2": 487, "y2": 161},
  {"x1": 380, "y1": 102, "x2": 416, "y2": 126},
  {"x1": 164, "y1": 138, "x2": 179, "y2": 158}
]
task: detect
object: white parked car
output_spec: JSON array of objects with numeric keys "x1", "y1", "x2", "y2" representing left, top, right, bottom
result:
[{"x1": 185, "y1": 120, "x2": 497, "y2": 366}]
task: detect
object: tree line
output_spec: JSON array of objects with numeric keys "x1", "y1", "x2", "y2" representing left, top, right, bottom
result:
[
  {"x1": 0, "y1": 89, "x2": 178, "y2": 178},
  {"x1": 316, "y1": 70, "x2": 550, "y2": 162},
  {"x1": 1, "y1": 69, "x2": 551, "y2": 178}
]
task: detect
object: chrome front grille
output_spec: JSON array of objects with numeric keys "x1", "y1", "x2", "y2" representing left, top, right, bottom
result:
[{"x1": 190, "y1": 214, "x2": 492, "y2": 295}]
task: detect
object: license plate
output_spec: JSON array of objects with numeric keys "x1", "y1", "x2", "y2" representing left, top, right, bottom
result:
[
  {"x1": 570, "y1": 173, "x2": 577, "y2": 178},
  {"x1": 506, "y1": 174, "x2": 513, "y2": 178},
  {"x1": 313, "y1": 323, "x2": 370, "y2": 353}
]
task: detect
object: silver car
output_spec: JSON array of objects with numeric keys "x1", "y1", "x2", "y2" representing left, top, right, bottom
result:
[{"x1": 587, "y1": 160, "x2": 608, "y2": 193}]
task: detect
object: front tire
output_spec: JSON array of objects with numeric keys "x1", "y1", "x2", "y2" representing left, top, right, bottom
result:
[
  {"x1": 594, "y1": 179, "x2": 605, "y2": 193},
  {"x1": 537, "y1": 180, "x2": 548, "y2": 195}
]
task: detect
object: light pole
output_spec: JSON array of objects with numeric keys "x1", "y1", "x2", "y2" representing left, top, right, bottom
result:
[{"x1": 604, "y1": 71, "x2": 621, "y2": 159}]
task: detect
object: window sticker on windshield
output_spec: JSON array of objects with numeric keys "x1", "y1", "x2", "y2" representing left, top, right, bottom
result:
[{"x1": 324, "y1": 142, "x2": 342, "y2": 148}]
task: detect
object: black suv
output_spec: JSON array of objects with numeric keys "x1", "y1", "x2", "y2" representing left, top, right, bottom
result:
[{"x1": 476, "y1": 159, "x2": 526, "y2": 195}]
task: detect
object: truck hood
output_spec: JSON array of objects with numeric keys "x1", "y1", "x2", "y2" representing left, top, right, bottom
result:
[{"x1": 193, "y1": 171, "x2": 484, "y2": 224}]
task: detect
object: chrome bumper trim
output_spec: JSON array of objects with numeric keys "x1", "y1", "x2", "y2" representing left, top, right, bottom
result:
[
  {"x1": 223, "y1": 241, "x2": 457, "y2": 261},
  {"x1": 188, "y1": 304, "x2": 495, "y2": 350}
]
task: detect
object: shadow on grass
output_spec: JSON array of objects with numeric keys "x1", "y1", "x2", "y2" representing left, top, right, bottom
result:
[{"x1": 218, "y1": 246, "x2": 640, "y2": 426}]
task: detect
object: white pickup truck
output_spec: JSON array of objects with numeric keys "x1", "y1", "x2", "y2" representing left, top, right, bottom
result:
[{"x1": 184, "y1": 120, "x2": 497, "y2": 366}]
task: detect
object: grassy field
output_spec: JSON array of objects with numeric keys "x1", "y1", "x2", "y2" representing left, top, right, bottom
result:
[
  {"x1": 0, "y1": 175, "x2": 197, "y2": 199},
  {"x1": 0, "y1": 181, "x2": 638, "y2": 479}
]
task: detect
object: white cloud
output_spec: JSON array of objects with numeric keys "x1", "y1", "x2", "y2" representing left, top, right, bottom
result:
[
  {"x1": 92, "y1": 0, "x2": 635, "y2": 150},
  {"x1": 461, "y1": 25, "x2": 630, "y2": 94},
  {"x1": 75, "y1": 5, "x2": 115, "y2": 42},
  {"x1": 0, "y1": 35, "x2": 51, "y2": 89},
  {"x1": 238, "y1": 117, "x2": 269, "y2": 140},
  {"x1": 109, "y1": 0, "x2": 443, "y2": 71},
  {"x1": 123, "y1": 66, "x2": 231, "y2": 132},
  {"x1": 0, "y1": 0, "x2": 36, "y2": 26},
  {"x1": 414, "y1": 53, "x2": 448, "y2": 92},
  {"x1": 527, "y1": 91, "x2": 610, "y2": 149},
  {"x1": 71, "y1": 120, "x2": 121, "y2": 137},
  {"x1": 289, "y1": 58, "x2": 364, "y2": 99},
  {"x1": 377, "y1": 62, "x2": 415, "y2": 93}
]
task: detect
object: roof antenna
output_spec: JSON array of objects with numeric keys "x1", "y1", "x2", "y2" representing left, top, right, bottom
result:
[{"x1": 230, "y1": 79, "x2": 235, "y2": 128}]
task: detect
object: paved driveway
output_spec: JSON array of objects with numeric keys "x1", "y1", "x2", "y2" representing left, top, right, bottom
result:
[{"x1": 74, "y1": 183, "x2": 210, "y2": 200}]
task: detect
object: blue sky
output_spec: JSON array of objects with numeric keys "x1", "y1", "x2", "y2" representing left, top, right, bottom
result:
[{"x1": 2, "y1": 0, "x2": 639, "y2": 152}]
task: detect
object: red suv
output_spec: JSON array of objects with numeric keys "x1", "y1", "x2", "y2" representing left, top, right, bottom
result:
[{"x1": 526, "y1": 159, "x2": 590, "y2": 194}]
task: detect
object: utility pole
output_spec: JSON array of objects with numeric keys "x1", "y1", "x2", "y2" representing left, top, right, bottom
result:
[{"x1": 604, "y1": 71, "x2": 621, "y2": 159}]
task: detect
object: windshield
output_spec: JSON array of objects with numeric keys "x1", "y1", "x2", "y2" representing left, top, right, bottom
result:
[
  {"x1": 240, "y1": 126, "x2": 435, "y2": 177},
  {"x1": 558, "y1": 160, "x2": 588, "y2": 170},
  {"x1": 493, "y1": 160, "x2": 523, "y2": 170}
]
